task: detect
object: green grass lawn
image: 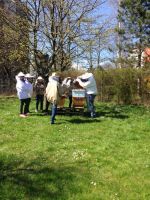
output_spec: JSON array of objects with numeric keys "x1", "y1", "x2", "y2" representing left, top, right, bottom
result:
[{"x1": 0, "y1": 97, "x2": 150, "y2": 200}]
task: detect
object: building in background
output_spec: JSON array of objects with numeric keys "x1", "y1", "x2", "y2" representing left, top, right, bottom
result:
[
  {"x1": 144, "y1": 48, "x2": 150, "y2": 63},
  {"x1": 129, "y1": 47, "x2": 150, "y2": 68}
]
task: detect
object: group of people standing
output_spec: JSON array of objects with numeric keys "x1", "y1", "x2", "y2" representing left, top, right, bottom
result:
[{"x1": 16, "y1": 71, "x2": 97, "y2": 124}]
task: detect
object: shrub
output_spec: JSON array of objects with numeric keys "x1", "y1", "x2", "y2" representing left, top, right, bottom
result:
[{"x1": 93, "y1": 68, "x2": 149, "y2": 104}]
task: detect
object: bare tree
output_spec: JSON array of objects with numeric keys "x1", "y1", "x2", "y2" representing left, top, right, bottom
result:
[
  {"x1": 40, "y1": 0, "x2": 106, "y2": 71},
  {"x1": 0, "y1": 0, "x2": 106, "y2": 77}
]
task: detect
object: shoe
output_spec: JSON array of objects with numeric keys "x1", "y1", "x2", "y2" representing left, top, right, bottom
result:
[
  {"x1": 43, "y1": 112, "x2": 49, "y2": 116},
  {"x1": 51, "y1": 122, "x2": 55, "y2": 124},
  {"x1": 35, "y1": 109, "x2": 38, "y2": 113},
  {"x1": 20, "y1": 114, "x2": 27, "y2": 118},
  {"x1": 91, "y1": 112, "x2": 96, "y2": 118}
]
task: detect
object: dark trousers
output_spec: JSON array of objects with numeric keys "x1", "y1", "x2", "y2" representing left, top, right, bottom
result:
[
  {"x1": 45, "y1": 98, "x2": 50, "y2": 112},
  {"x1": 26, "y1": 98, "x2": 31, "y2": 113},
  {"x1": 69, "y1": 96, "x2": 72, "y2": 108},
  {"x1": 36, "y1": 95, "x2": 44, "y2": 111},
  {"x1": 20, "y1": 99, "x2": 28, "y2": 114}
]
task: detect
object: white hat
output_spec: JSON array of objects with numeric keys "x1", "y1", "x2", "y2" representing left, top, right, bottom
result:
[
  {"x1": 51, "y1": 72, "x2": 59, "y2": 77},
  {"x1": 17, "y1": 72, "x2": 25, "y2": 77},
  {"x1": 25, "y1": 73, "x2": 34, "y2": 78},
  {"x1": 37, "y1": 76, "x2": 43, "y2": 80},
  {"x1": 80, "y1": 72, "x2": 93, "y2": 79}
]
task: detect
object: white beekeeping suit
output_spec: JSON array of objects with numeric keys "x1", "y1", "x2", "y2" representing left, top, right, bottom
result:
[
  {"x1": 25, "y1": 73, "x2": 34, "y2": 98},
  {"x1": 76, "y1": 72, "x2": 97, "y2": 118},
  {"x1": 76, "y1": 73, "x2": 97, "y2": 95},
  {"x1": 16, "y1": 72, "x2": 31, "y2": 100}
]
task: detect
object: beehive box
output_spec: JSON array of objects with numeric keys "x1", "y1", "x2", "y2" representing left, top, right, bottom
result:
[{"x1": 72, "y1": 89, "x2": 86, "y2": 108}]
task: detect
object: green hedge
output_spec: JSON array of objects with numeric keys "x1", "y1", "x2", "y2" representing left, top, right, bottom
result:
[{"x1": 93, "y1": 68, "x2": 150, "y2": 104}]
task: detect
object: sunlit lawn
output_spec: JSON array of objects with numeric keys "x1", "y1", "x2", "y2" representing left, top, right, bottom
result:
[{"x1": 0, "y1": 96, "x2": 150, "y2": 200}]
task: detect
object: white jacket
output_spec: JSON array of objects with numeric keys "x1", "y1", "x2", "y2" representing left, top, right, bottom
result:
[
  {"x1": 25, "y1": 80, "x2": 33, "y2": 98},
  {"x1": 16, "y1": 76, "x2": 31, "y2": 99},
  {"x1": 46, "y1": 78, "x2": 62, "y2": 104},
  {"x1": 76, "y1": 74, "x2": 97, "y2": 95}
]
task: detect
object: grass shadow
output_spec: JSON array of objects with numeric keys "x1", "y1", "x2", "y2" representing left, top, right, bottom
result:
[
  {"x1": 66, "y1": 118, "x2": 101, "y2": 124},
  {"x1": 96, "y1": 104, "x2": 129, "y2": 119},
  {"x1": 0, "y1": 155, "x2": 81, "y2": 200},
  {"x1": 96, "y1": 111, "x2": 128, "y2": 119},
  {"x1": 28, "y1": 112, "x2": 49, "y2": 117}
]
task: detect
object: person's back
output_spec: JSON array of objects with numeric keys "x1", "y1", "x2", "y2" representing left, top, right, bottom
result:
[
  {"x1": 76, "y1": 73, "x2": 97, "y2": 95},
  {"x1": 25, "y1": 79, "x2": 33, "y2": 98},
  {"x1": 76, "y1": 72, "x2": 97, "y2": 118},
  {"x1": 46, "y1": 77, "x2": 61, "y2": 104},
  {"x1": 46, "y1": 74, "x2": 63, "y2": 124}
]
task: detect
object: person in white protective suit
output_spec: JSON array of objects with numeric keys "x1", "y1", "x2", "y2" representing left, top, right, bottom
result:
[
  {"x1": 76, "y1": 72, "x2": 98, "y2": 118},
  {"x1": 25, "y1": 73, "x2": 34, "y2": 113},
  {"x1": 16, "y1": 72, "x2": 31, "y2": 117}
]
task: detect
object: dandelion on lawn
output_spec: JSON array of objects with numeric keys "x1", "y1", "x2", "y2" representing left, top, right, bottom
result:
[{"x1": 91, "y1": 181, "x2": 96, "y2": 186}]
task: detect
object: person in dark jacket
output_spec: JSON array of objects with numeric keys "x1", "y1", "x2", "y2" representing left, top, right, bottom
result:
[{"x1": 35, "y1": 76, "x2": 45, "y2": 112}]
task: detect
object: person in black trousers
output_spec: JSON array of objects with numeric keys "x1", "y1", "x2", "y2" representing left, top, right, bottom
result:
[{"x1": 35, "y1": 76, "x2": 45, "y2": 112}]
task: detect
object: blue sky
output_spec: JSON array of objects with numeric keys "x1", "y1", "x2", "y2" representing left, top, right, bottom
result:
[{"x1": 99, "y1": 0, "x2": 118, "y2": 23}]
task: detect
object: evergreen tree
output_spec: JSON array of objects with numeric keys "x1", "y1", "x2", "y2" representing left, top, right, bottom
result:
[{"x1": 118, "y1": 0, "x2": 150, "y2": 67}]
